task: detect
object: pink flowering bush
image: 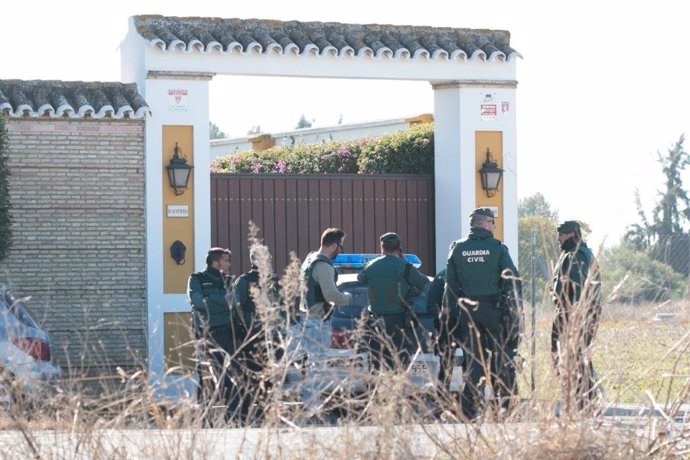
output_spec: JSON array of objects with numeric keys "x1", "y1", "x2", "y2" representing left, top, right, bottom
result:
[
  {"x1": 210, "y1": 123, "x2": 434, "y2": 175},
  {"x1": 357, "y1": 123, "x2": 434, "y2": 174}
]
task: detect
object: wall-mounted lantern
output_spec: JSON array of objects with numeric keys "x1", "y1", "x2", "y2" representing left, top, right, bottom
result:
[
  {"x1": 166, "y1": 143, "x2": 193, "y2": 196},
  {"x1": 478, "y1": 148, "x2": 504, "y2": 198}
]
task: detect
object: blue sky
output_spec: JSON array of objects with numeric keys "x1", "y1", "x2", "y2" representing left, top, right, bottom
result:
[{"x1": 3, "y1": 0, "x2": 689, "y2": 249}]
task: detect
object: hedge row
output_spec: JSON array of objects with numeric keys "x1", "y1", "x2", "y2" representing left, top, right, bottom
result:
[
  {"x1": 210, "y1": 123, "x2": 434, "y2": 175},
  {"x1": 0, "y1": 115, "x2": 12, "y2": 262}
]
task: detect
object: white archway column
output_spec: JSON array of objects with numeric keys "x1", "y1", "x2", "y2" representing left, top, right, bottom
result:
[
  {"x1": 433, "y1": 80, "x2": 518, "y2": 273},
  {"x1": 142, "y1": 71, "x2": 214, "y2": 398}
]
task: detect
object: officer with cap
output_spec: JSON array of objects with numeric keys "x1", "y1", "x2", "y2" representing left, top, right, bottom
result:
[
  {"x1": 551, "y1": 220, "x2": 602, "y2": 412},
  {"x1": 358, "y1": 232, "x2": 430, "y2": 370},
  {"x1": 442, "y1": 208, "x2": 521, "y2": 420}
]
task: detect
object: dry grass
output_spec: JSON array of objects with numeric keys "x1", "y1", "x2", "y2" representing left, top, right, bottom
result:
[
  {"x1": 519, "y1": 301, "x2": 690, "y2": 407},
  {"x1": 1, "y1": 237, "x2": 689, "y2": 458}
]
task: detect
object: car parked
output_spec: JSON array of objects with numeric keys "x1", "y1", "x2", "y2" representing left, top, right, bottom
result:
[
  {"x1": 283, "y1": 254, "x2": 440, "y2": 401},
  {"x1": 0, "y1": 286, "x2": 62, "y2": 409},
  {"x1": 330, "y1": 271, "x2": 440, "y2": 391}
]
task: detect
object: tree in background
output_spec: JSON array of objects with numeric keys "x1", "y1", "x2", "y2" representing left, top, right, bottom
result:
[
  {"x1": 247, "y1": 125, "x2": 261, "y2": 135},
  {"x1": 599, "y1": 242, "x2": 685, "y2": 303},
  {"x1": 209, "y1": 121, "x2": 228, "y2": 140},
  {"x1": 517, "y1": 194, "x2": 560, "y2": 302},
  {"x1": 0, "y1": 115, "x2": 12, "y2": 262},
  {"x1": 518, "y1": 192, "x2": 559, "y2": 220},
  {"x1": 295, "y1": 114, "x2": 312, "y2": 129},
  {"x1": 625, "y1": 134, "x2": 690, "y2": 274}
]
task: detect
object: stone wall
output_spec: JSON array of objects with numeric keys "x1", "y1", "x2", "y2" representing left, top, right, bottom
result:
[{"x1": 0, "y1": 118, "x2": 147, "y2": 375}]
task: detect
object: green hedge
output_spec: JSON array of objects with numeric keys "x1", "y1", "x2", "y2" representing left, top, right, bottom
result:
[
  {"x1": 0, "y1": 114, "x2": 12, "y2": 262},
  {"x1": 210, "y1": 123, "x2": 434, "y2": 175}
]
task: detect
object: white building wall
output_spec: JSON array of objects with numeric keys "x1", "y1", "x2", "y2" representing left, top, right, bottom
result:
[
  {"x1": 433, "y1": 82, "x2": 518, "y2": 273},
  {"x1": 142, "y1": 73, "x2": 212, "y2": 399},
  {"x1": 144, "y1": 51, "x2": 516, "y2": 82},
  {"x1": 210, "y1": 117, "x2": 415, "y2": 159}
]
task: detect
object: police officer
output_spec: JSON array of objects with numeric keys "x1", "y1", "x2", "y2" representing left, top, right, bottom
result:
[
  {"x1": 358, "y1": 232, "x2": 430, "y2": 371},
  {"x1": 551, "y1": 220, "x2": 602, "y2": 412},
  {"x1": 231, "y1": 244, "x2": 280, "y2": 424},
  {"x1": 295, "y1": 228, "x2": 352, "y2": 417},
  {"x1": 442, "y1": 208, "x2": 521, "y2": 420},
  {"x1": 187, "y1": 247, "x2": 234, "y2": 424}
]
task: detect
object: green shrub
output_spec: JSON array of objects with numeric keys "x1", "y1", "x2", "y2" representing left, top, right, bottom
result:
[
  {"x1": 599, "y1": 242, "x2": 686, "y2": 303},
  {"x1": 210, "y1": 123, "x2": 435, "y2": 175},
  {"x1": 357, "y1": 123, "x2": 434, "y2": 174},
  {"x1": 211, "y1": 139, "x2": 366, "y2": 174},
  {"x1": 0, "y1": 114, "x2": 11, "y2": 262}
]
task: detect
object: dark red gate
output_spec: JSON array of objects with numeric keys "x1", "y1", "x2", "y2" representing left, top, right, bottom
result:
[{"x1": 211, "y1": 173, "x2": 436, "y2": 276}]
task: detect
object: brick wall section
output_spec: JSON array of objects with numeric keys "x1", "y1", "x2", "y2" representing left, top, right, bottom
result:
[{"x1": 0, "y1": 119, "x2": 147, "y2": 375}]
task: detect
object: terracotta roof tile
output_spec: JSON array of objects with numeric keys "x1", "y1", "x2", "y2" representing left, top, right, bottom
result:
[
  {"x1": 0, "y1": 80, "x2": 149, "y2": 119},
  {"x1": 134, "y1": 15, "x2": 521, "y2": 62}
]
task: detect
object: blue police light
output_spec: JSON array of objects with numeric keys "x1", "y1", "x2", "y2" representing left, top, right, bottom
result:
[{"x1": 333, "y1": 253, "x2": 422, "y2": 270}]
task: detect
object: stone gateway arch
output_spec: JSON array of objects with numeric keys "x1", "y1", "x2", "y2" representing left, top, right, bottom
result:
[{"x1": 120, "y1": 15, "x2": 521, "y2": 398}]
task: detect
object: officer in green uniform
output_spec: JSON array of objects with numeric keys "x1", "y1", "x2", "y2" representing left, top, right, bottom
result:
[
  {"x1": 231, "y1": 244, "x2": 282, "y2": 424},
  {"x1": 442, "y1": 208, "x2": 521, "y2": 420},
  {"x1": 187, "y1": 247, "x2": 234, "y2": 424},
  {"x1": 358, "y1": 232, "x2": 430, "y2": 371},
  {"x1": 551, "y1": 220, "x2": 602, "y2": 412},
  {"x1": 295, "y1": 228, "x2": 352, "y2": 417}
]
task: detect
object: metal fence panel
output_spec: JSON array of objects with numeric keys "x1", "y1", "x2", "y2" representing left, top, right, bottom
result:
[{"x1": 211, "y1": 174, "x2": 436, "y2": 276}]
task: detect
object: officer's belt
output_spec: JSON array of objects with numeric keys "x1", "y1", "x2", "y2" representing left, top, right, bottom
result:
[{"x1": 459, "y1": 295, "x2": 500, "y2": 309}]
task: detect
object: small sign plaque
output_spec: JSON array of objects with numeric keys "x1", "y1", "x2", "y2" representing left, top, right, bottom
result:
[
  {"x1": 168, "y1": 88, "x2": 188, "y2": 112},
  {"x1": 167, "y1": 205, "x2": 189, "y2": 218},
  {"x1": 480, "y1": 104, "x2": 497, "y2": 121}
]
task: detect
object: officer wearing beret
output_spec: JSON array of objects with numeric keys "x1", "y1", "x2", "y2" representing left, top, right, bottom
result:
[
  {"x1": 358, "y1": 232, "x2": 430, "y2": 370},
  {"x1": 442, "y1": 208, "x2": 521, "y2": 421},
  {"x1": 551, "y1": 220, "x2": 602, "y2": 412}
]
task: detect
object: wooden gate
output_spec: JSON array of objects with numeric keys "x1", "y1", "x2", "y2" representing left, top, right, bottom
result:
[{"x1": 211, "y1": 173, "x2": 436, "y2": 276}]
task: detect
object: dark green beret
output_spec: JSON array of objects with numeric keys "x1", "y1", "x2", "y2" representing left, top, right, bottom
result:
[
  {"x1": 557, "y1": 220, "x2": 581, "y2": 233},
  {"x1": 470, "y1": 207, "x2": 495, "y2": 218}
]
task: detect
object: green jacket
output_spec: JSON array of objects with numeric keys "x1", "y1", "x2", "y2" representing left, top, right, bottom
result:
[
  {"x1": 553, "y1": 239, "x2": 601, "y2": 311},
  {"x1": 357, "y1": 254, "x2": 430, "y2": 314},
  {"x1": 426, "y1": 269, "x2": 446, "y2": 318},
  {"x1": 232, "y1": 266, "x2": 281, "y2": 331},
  {"x1": 187, "y1": 267, "x2": 231, "y2": 329},
  {"x1": 444, "y1": 227, "x2": 519, "y2": 316},
  {"x1": 232, "y1": 267, "x2": 260, "y2": 332}
]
